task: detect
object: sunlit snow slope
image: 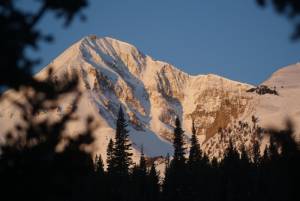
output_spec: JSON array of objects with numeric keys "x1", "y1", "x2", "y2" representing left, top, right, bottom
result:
[{"x1": 252, "y1": 63, "x2": 300, "y2": 131}]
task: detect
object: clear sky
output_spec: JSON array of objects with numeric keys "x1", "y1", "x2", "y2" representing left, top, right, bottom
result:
[{"x1": 24, "y1": 0, "x2": 300, "y2": 85}]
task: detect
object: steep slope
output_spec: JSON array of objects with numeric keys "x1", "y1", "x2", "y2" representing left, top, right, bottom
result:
[
  {"x1": 3, "y1": 35, "x2": 295, "y2": 162},
  {"x1": 203, "y1": 63, "x2": 300, "y2": 159},
  {"x1": 252, "y1": 63, "x2": 300, "y2": 131}
]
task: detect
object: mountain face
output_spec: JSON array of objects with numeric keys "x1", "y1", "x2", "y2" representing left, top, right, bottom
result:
[{"x1": 0, "y1": 35, "x2": 299, "y2": 161}]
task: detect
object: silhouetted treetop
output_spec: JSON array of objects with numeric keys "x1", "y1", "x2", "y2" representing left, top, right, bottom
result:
[
  {"x1": 0, "y1": 0, "x2": 88, "y2": 91},
  {"x1": 257, "y1": 0, "x2": 300, "y2": 40}
]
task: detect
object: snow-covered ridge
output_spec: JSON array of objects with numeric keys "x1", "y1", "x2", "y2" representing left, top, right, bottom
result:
[{"x1": 251, "y1": 63, "x2": 300, "y2": 132}]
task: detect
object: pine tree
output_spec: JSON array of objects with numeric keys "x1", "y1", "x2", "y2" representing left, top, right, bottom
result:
[
  {"x1": 261, "y1": 145, "x2": 270, "y2": 164},
  {"x1": 187, "y1": 121, "x2": 209, "y2": 201},
  {"x1": 162, "y1": 153, "x2": 171, "y2": 200},
  {"x1": 165, "y1": 153, "x2": 170, "y2": 170},
  {"x1": 223, "y1": 139, "x2": 240, "y2": 166},
  {"x1": 188, "y1": 120, "x2": 202, "y2": 169},
  {"x1": 240, "y1": 144, "x2": 250, "y2": 165},
  {"x1": 147, "y1": 163, "x2": 160, "y2": 201},
  {"x1": 239, "y1": 145, "x2": 251, "y2": 201},
  {"x1": 105, "y1": 107, "x2": 133, "y2": 201},
  {"x1": 106, "y1": 138, "x2": 114, "y2": 174},
  {"x1": 222, "y1": 139, "x2": 240, "y2": 201},
  {"x1": 92, "y1": 154, "x2": 106, "y2": 201},
  {"x1": 131, "y1": 147, "x2": 147, "y2": 201},
  {"x1": 139, "y1": 146, "x2": 147, "y2": 176},
  {"x1": 94, "y1": 154, "x2": 104, "y2": 176},
  {"x1": 112, "y1": 106, "x2": 132, "y2": 176},
  {"x1": 252, "y1": 139, "x2": 261, "y2": 166},
  {"x1": 164, "y1": 117, "x2": 187, "y2": 201},
  {"x1": 173, "y1": 117, "x2": 186, "y2": 163},
  {"x1": 251, "y1": 140, "x2": 263, "y2": 201},
  {"x1": 269, "y1": 135, "x2": 279, "y2": 160}
]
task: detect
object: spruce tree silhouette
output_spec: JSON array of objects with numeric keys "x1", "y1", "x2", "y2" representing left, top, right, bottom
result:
[
  {"x1": 94, "y1": 154, "x2": 105, "y2": 176},
  {"x1": 138, "y1": 146, "x2": 147, "y2": 176},
  {"x1": 147, "y1": 163, "x2": 160, "y2": 201},
  {"x1": 173, "y1": 117, "x2": 186, "y2": 164},
  {"x1": 91, "y1": 154, "x2": 107, "y2": 201},
  {"x1": 186, "y1": 121, "x2": 210, "y2": 201},
  {"x1": 252, "y1": 139, "x2": 261, "y2": 166},
  {"x1": 106, "y1": 106, "x2": 133, "y2": 201},
  {"x1": 188, "y1": 120, "x2": 202, "y2": 169},
  {"x1": 131, "y1": 147, "x2": 147, "y2": 201},
  {"x1": 106, "y1": 138, "x2": 115, "y2": 175},
  {"x1": 222, "y1": 139, "x2": 241, "y2": 201},
  {"x1": 112, "y1": 106, "x2": 132, "y2": 177},
  {"x1": 164, "y1": 117, "x2": 187, "y2": 201}
]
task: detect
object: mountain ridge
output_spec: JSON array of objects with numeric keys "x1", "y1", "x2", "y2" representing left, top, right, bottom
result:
[{"x1": 1, "y1": 35, "x2": 299, "y2": 164}]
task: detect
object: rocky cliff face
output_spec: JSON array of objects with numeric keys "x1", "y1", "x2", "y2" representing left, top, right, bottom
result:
[{"x1": 1, "y1": 35, "x2": 298, "y2": 161}]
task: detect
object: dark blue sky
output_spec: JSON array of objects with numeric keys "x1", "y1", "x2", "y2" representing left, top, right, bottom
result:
[{"x1": 25, "y1": 0, "x2": 300, "y2": 84}]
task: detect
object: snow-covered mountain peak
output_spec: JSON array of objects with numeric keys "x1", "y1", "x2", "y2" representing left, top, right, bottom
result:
[
  {"x1": 58, "y1": 36, "x2": 253, "y2": 137},
  {"x1": 3, "y1": 36, "x2": 299, "y2": 163},
  {"x1": 79, "y1": 35, "x2": 142, "y2": 57},
  {"x1": 45, "y1": 35, "x2": 248, "y2": 89},
  {"x1": 263, "y1": 63, "x2": 300, "y2": 87},
  {"x1": 251, "y1": 63, "x2": 300, "y2": 132}
]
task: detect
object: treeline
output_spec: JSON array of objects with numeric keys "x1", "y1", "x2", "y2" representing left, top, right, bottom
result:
[
  {"x1": 94, "y1": 109, "x2": 300, "y2": 201},
  {"x1": 0, "y1": 107, "x2": 300, "y2": 201}
]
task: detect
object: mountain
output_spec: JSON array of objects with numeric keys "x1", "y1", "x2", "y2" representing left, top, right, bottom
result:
[
  {"x1": 204, "y1": 63, "x2": 300, "y2": 158},
  {"x1": 252, "y1": 63, "x2": 300, "y2": 131},
  {"x1": 0, "y1": 35, "x2": 299, "y2": 162}
]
